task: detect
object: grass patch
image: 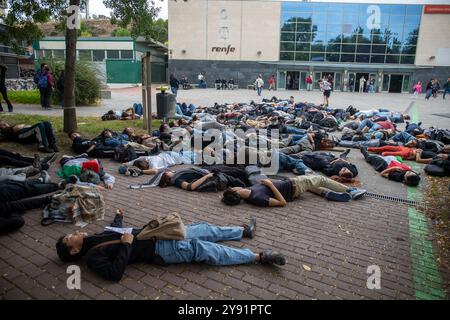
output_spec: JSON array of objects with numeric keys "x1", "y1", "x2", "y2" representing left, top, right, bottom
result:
[
  {"x1": 424, "y1": 175, "x2": 450, "y2": 295},
  {"x1": 0, "y1": 113, "x2": 162, "y2": 154},
  {"x1": 6, "y1": 90, "x2": 41, "y2": 105}
]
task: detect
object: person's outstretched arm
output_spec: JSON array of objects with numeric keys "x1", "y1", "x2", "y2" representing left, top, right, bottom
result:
[
  {"x1": 181, "y1": 172, "x2": 213, "y2": 190},
  {"x1": 261, "y1": 179, "x2": 287, "y2": 207}
]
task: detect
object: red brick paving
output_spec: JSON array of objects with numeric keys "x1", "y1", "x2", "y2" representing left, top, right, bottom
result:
[{"x1": 0, "y1": 159, "x2": 421, "y2": 300}]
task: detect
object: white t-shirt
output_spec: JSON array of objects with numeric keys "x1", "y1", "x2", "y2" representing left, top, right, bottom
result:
[{"x1": 381, "y1": 156, "x2": 397, "y2": 165}]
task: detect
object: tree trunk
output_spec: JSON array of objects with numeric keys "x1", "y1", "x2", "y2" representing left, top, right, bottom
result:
[{"x1": 63, "y1": 0, "x2": 80, "y2": 133}]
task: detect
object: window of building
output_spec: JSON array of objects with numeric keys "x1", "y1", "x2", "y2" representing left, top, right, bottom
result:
[
  {"x1": 107, "y1": 50, "x2": 120, "y2": 59},
  {"x1": 120, "y1": 50, "x2": 133, "y2": 59},
  {"x1": 93, "y1": 50, "x2": 105, "y2": 62},
  {"x1": 279, "y1": 2, "x2": 422, "y2": 64},
  {"x1": 79, "y1": 50, "x2": 92, "y2": 61},
  {"x1": 35, "y1": 49, "x2": 44, "y2": 59},
  {"x1": 52, "y1": 50, "x2": 64, "y2": 60}
]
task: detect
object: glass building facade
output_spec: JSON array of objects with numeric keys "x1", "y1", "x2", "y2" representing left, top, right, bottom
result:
[{"x1": 280, "y1": 2, "x2": 422, "y2": 64}]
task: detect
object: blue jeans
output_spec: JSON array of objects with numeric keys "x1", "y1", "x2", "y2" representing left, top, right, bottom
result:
[
  {"x1": 286, "y1": 126, "x2": 306, "y2": 135},
  {"x1": 175, "y1": 104, "x2": 192, "y2": 120},
  {"x1": 257, "y1": 87, "x2": 262, "y2": 96},
  {"x1": 291, "y1": 133, "x2": 307, "y2": 145},
  {"x1": 357, "y1": 118, "x2": 380, "y2": 131},
  {"x1": 278, "y1": 151, "x2": 310, "y2": 174},
  {"x1": 171, "y1": 87, "x2": 178, "y2": 97},
  {"x1": 154, "y1": 223, "x2": 255, "y2": 266},
  {"x1": 392, "y1": 131, "x2": 415, "y2": 144}
]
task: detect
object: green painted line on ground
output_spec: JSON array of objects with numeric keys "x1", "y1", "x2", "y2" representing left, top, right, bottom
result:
[{"x1": 407, "y1": 102, "x2": 446, "y2": 300}]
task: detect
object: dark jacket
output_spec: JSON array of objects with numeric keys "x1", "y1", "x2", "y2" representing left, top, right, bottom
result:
[
  {"x1": 170, "y1": 77, "x2": 180, "y2": 89},
  {"x1": 84, "y1": 215, "x2": 157, "y2": 282}
]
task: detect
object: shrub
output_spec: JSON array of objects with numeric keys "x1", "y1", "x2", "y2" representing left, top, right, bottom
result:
[
  {"x1": 112, "y1": 28, "x2": 131, "y2": 37},
  {"x1": 38, "y1": 59, "x2": 102, "y2": 106}
]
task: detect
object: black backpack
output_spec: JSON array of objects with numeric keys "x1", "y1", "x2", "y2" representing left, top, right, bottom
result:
[
  {"x1": 114, "y1": 145, "x2": 137, "y2": 163},
  {"x1": 430, "y1": 129, "x2": 450, "y2": 144}
]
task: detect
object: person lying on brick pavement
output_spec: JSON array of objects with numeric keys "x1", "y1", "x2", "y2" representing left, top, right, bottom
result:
[
  {"x1": 56, "y1": 210, "x2": 285, "y2": 282},
  {"x1": 0, "y1": 171, "x2": 64, "y2": 234},
  {"x1": 222, "y1": 177, "x2": 366, "y2": 207}
]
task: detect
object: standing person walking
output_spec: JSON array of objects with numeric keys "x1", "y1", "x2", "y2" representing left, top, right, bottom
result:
[
  {"x1": 34, "y1": 63, "x2": 47, "y2": 109},
  {"x1": 412, "y1": 81, "x2": 422, "y2": 98},
  {"x1": 359, "y1": 76, "x2": 366, "y2": 93},
  {"x1": 425, "y1": 79, "x2": 433, "y2": 100},
  {"x1": 169, "y1": 74, "x2": 180, "y2": 97},
  {"x1": 443, "y1": 77, "x2": 450, "y2": 100},
  {"x1": 432, "y1": 79, "x2": 440, "y2": 98},
  {"x1": 268, "y1": 74, "x2": 276, "y2": 91},
  {"x1": 0, "y1": 64, "x2": 13, "y2": 112},
  {"x1": 38, "y1": 66, "x2": 54, "y2": 110},
  {"x1": 306, "y1": 73, "x2": 313, "y2": 91},
  {"x1": 255, "y1": 74, "x2": 264, "y2": 96},
  {"x1": 319, "y1": 78, "x2": 331, "y2": 107}
]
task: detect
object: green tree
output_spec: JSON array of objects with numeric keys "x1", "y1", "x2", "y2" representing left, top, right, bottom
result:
[
  {"x1": 2, "y1": 0, "x2": 163, "y2": 132},
  {"x1": 112, "y1": 27, "x2": 131, "y2": 37}
]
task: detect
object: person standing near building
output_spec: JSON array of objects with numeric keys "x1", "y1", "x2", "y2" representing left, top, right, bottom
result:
[
  {"x1": 198, "y1": 72, "x2": 206, "y2": 88},
  {"x1": 359, "y1": 76, "x2": 366, "y2": 93},
  {"x1": 327, "y1": 74, "x2": 334, "y2": 91},
  {"x1": 432, "y1": 78, "x2": 440, "y2": 98},
  {"x1": 443, "y1": 77, "x2": 450, "y2": 100},
  {"x1": 169, "y1": 74, "x2": 180, "y2": 97},
  {"x1": 268, "y1": 74, "x2": 276, "y2": 91},
  {"x1": 412, "y1": 81, "x2": 422, "y2": 98},
  {"x1": 306, "y1": 74, "x2": 313, "y2": 91},
  {"x1": 56, "y1": 70, "x2": 64, "y2": 108},
  {"x1": 38, "y1": 65, "x2": 54, "y2": 110},
  {"x1": 0, "y1": 64, "x2": 13, "y2": 112},
  {"x1": 425, "y1": 79, "x2": 433, "y2": 100},
  {"x1": 255, "y1": 74, "x2": 264, "y2": 96},
  {"x1": 368, "y1": 77, "x2": 376, "y2": 93},
  {"x1": 319, "y1": 78, "x2": 331, "y2": 107}
]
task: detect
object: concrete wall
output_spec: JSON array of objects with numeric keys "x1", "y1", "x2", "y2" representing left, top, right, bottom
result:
[
  {"x1": 168, "y1": 0, "x2": 280, "y2": 61},
  {"x1": 169, "y1": 59, "x2": 277, "y2": 88},
  {"x1": 411, "y1": 66, "x2": 450, "y2": 89},
  {"x1": 416, "y1": 12, "x2": 450, "y2": 66}
]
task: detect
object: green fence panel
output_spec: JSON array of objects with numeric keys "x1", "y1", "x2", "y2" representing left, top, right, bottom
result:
[{"x1": 106, "y1": 59, "x2": 141, "y2": 84}]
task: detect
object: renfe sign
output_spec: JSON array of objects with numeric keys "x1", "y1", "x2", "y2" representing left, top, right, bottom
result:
[
  {"x1": 211, "y1": 45, "x2": 236, "y2": 54},
  {"x1": 424, "y1": 5, "x2": 450, "y2": 14}
]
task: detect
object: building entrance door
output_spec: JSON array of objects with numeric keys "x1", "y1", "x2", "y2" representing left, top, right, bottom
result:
[
  {"x1": 355, "y1": 73, "x2": 369, "y2": 93},
  {"x1": 348, "y1": 73, "x2": 356, "y2": 92},
  {"x1": 389, "y1": 75, "x2": 403, "y2": 93},
  {"x1": 286, "y1": 71, "x2": 299, "y2": 90}
]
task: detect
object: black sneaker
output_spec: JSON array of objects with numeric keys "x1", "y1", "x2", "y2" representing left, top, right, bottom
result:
[
  {"x1": 260, "y1": 251, "x2": 286, "y2": 266},
  {"x1": 32, "y1": 154, "x2": 41, "y2": 168},
  {"x1": 242, "y1": 217, "x2": 257, "y2": 239},
  {"x1": 42, "y1": 153, "x2": 57, "y2": 164}
]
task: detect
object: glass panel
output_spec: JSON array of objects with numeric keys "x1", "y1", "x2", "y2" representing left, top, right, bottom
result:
[
  {"x1": 92, "y1": 50, "x2": 105, "y2": 62},
  {"x1": 310, "y1": 52, "x2": 325, "y2": 61},
  {"x1": 312, "y1": 32, "x2": 326, "y2": 42},
  {"x1": 326, "y1": 29, "x2": 342, "y2": 43},
  {"x1": 389, "y1": 5, "x2": 406, "y2": 15},
  {"x1": 334, "y1": 73, "x2": 341, "y2": 91},
  {"x1": 311, "y1": 42, "x2": 325, "y2": 52},
  {"x1": 281, "y1": 23, "x2": 296, "y2": 32},
  {"x1": 327, "y1": 12, "x2": 343, "y2": 24},
  {"x1": 43, "y1": 50, "x2": 52, "y2": 58},
  {"x1": 312, "y1": 2, "x2": 329, "y2": 12},
  {"x1": 403, "y1": 25, "x2": 419, "y2": 38},
  {"x1": 280, "y1": 32, "x2": 295, "y2": 42},
  {"x1": 35, "y1": 50, "x2": 44, "y2": 59},
  {"x1": 404, "y1": 35, "x2": 418, "y2": 46},
  {"x1": 281, "y1": 2, "x2": 300, "y2": 12},
  {"x1": 280, "y1": 42, "x2": 295, "y2": 51},
  {"x1": 281, "y1": 12, "x2": 298, "y2": 25},
  {"x1": 341, "y1": 44, "x2": 356, "y2": 53},
  {"x1": 107, "y1": 50, "x2": 120, "y2": 59},
  {"x1": 296, "y1": 23, "x2": 312, "y2": 33},
  {"x1": 326, "y1": 43, "x2": 341, "y2": 53},
  {"x1": 406, "y1": 5, "x2": 422, "y2": 15},
  {"x1": 401, "y1": 45, "x2": 416, "y2": 55},
  {"x1": 312, "y1": 12, "x2": 327, "y2": 25},
  {"x1": 295, "y1": 42, "x2": 310, "y2": 52},
  {"x1": 388, "y1": 25, "x2": 404, "y2": 41},
  {"x1": 340, "y1": 53, "x2": 355, "y2": 62},
  {"x1": 400, "y1": 55, "x2": 415, "y2": 64},
  {"x1": 300, "y1": 72, "x2": 307, "y2": 90},
  {"x1": 382, "y1": 74, "x2": 390, "y2": 91},
  {"x1": 404, "y1": 15, "x2": 420, "y2": 26},
  {"x1": 357, "y1": 34, "x2": 371, "y2": 44},
  {"x1": 53, "y1": 50, "x2": 64, "y2": 60},
  {"x1": 326, "y1": 52, "x2": 340, "y2": 62},
  {"x1": 341, "y1": 3, "x2": 359, "y2": 13},
  {"x1": 120, "y1": 50, "x2": 134, "y2": 59},
  {"x1": 387, "y1": 44, "x2": 401, "y2": 54},
  {"x1": 313, "y1": 72, "x2": 321, "y2": 90},
  {"x1": 278, "y1": 71, "x2": 286, "y2": 89},
  {"x1": 356, "y1": 45, "x2": 371, "y2": 54},
  {"x1": 79, "y1": 50, "x2": 92, "y2": 61},
  {"x1": 355, "y1": 54, "x2": 370, "y2": 63},
  {"x1": 371, "y1": 45, "x2": 386, "y2": 54},
  {"x1": 342, "y1": 34, "x2": 357, "y2": 44},
  {"x1": 371, "y1": 33, "x2": 385, "y2": 44},
  {"x1": 370, "y1": 54, "x2": 385, "y2": 63},
  {"x1": 389, "y1": 15, "x2": 405, "y2": 26},
  {"x1": 296, "y1": 33, "x2": 312, "y2": 42},
  {"x1": 280, "y1": 52, "x2": 294, "y2": 61},
  {"x1": 385, "y1": 55, "x2": 400, "y2": 64},
  {"x1": 402, "y1": 75, "x2": 411, "y2": 92},
  {"x1": 296, "y1": 13, "x2": 313, "y2": 22},
  {"x1": 295, "y1": 52, "x2": 310, "y2": 61}
]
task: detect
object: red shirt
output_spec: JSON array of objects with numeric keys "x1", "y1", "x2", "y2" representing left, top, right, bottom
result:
[
  {"x1": 377, "y1": 121, "x2": 395, "y2": 130},
  {"x1": 387, "y1": 161, "x2": 411, "y2": 171}
]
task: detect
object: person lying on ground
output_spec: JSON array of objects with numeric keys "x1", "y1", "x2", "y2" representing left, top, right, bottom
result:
[
  {"x1": 423, "y1": 154, "x2": 450, "y2": 177},
  {"x1": 360, "y1": 147, "x2": 420, "y2": 186},
  {"x1": 0, "y1": 172, "x2": 64, "y2": 234},
  {"x1": 56, "y1": 211, "x2": 285, "y2": 282},
  {"x1": 413, "y1": 147, "x2": 450, "y2": 164},
  {"x1": 0, "y1": 120, "x2": 59, "y2": 153},
  {"x1": 120, "y1": 150, "x2": 196, "y2": 176},
  {"x1": 368, "y1": 145, "x2": 428, "y2": 161},
  {"x1": 222, "y1": 176, "x2": 367, "y2": 207},
  {"x1": 0, "y1": 148, "x2": 55, "y2": 170},
  {"x1": 58, "y1": 155, "x2": 115, "y2": 189}
]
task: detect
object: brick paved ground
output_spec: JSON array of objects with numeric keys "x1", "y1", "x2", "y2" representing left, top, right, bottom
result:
[{"x1": 1, "y1": 156, "x2": 441, "y2": 300}]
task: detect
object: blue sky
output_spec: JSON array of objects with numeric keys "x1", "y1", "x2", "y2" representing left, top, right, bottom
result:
[{"x1": 89, "y1": 0, "x2": 168, "y2": 19}]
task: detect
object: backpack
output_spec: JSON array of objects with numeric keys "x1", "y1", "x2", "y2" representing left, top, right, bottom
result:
[
  {"x1": 37, "y1": 73, "x2": 48, "y2": 89},
  {"x1": 114, "y1": 145, "x2": 137, "y2": 163},
  {"x1": 136, "y1": 213, "x2": 185, "y2": 240},
  {"x1": 430, "y1": 129, "x2": 450, "y2": 144}
]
